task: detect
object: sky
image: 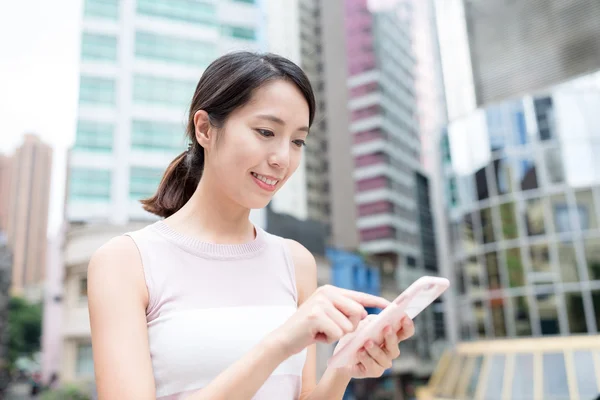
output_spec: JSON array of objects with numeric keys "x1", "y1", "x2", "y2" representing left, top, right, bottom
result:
[{"x1": 0, "y1": 1, "x2": 82, "y2": 235}]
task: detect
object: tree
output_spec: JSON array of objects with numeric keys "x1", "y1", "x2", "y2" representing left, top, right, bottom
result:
[{"x1": 7, "y1": 296, "x2": 42, "y2": 369}]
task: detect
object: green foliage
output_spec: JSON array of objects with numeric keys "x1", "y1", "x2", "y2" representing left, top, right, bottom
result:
[
  {"x1": 7, "y1": 296, "x2": 42, "y2": 368},
  {"x1": 40, "y1": 383, "x2": 91, "y2": 400}
]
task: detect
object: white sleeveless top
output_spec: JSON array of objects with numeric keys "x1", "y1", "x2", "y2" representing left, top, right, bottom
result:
[{"x1": 125, "y1": 221, "x2": 307, "y2": 399}]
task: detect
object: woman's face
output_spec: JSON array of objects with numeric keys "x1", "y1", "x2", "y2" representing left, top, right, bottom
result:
[{"x1": 201, "y1": 79, "x2": 310, "y2": 210}]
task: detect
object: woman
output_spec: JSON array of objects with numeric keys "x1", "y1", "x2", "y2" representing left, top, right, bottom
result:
[{"x1": 88, "y1": 51, "x2": 414, "y2": 400}]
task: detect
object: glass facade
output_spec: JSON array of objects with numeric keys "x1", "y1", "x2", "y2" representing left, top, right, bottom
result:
[
  {"x1": 129, "y1": 167, "x2": 163, "y2": 200},
  {"x1": 81, "y1": 33, "x2": 118, "y2": 62},
  {"x1": 79, "y1": 76, "x2": 116, "y2": 106},
  {"x1": 135, "y1": 31, "x2": 216, "y2": 67},
  {"x1": 441, "y1": 74, "x2": 600, "y2": 340},
  {"x1": 69, "y1": 168, "x2": 112, "y2": 202},
  {"x1": 132, "y1": 75, "x2": 196, "y2": 107},
  {"x1": 74, "y1": 121, "x2": 114, "y2": 152},
  {"x1": 221, "y1": 25, "x2": 257, "y2": 41},
  {"x1": 131, "y1": 120, "x2": 185, "y2": 152},
  {"x1": 84, "y1": 0, "x2": 119, "y2": 20},
  {"x1": 136, "y1": 0, "x2": 216, "y2": 25}
]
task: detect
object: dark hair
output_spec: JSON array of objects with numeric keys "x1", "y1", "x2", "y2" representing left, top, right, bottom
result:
[{"x1": 141, "y1": 51, "x2": 316, "y2": 218}]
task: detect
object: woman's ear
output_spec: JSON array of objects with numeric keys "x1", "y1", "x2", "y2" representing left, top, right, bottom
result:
[{"x1": 194, "y1": 110, "x2": 213, "y2": 148}]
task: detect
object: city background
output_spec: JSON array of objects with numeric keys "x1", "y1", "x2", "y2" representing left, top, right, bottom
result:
[{"x1": 0, "y1": 0, "x2": 599, "y2": 399}]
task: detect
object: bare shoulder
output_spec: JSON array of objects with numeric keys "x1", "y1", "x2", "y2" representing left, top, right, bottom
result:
[
  {"x1": 284, "y1": 239, "x2": 316, "y2": 269},
  {"x1": 88, "y1": 235, "x2": 147, "y2": 303},
  {"x1": 284, "y1": 239, "x2": 317, "y2": 303},
  {"x1": 90, "y1": 235, "x2": 140, "y2": 266}
]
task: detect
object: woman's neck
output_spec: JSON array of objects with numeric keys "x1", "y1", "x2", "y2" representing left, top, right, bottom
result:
[{"x1": 164, "y1": 175, "x2": 255, "y2": 245}]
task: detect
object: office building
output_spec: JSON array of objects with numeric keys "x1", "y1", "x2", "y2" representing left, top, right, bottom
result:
[
  {"x1": 299, "y1": 0, "x2": 447, "y2": 396},
  {"x1": 409, "y1": 0, "x2": 446, "y2": 171},
  {"x1": 299, "y1": 0, "x2": 360, "y2": 250},
  {"x1": 2, "y1": 134, "x2": 53, "y2": 300},
  {"x1": 68, "y1": 0, "x2": 264, "y2": 225},
  {"x1": 421, "y1": 70, "x2": 600, "y2": 400},
  {"x1": 419, "y1": 1, "x2": 600, "y2": 394},
  {"x1": 464, "y1": 0, "x2": 600, "y2": 107}
]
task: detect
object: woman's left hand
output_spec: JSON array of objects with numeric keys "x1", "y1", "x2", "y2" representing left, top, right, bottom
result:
[{"x1": 341, "y1": 314, "x2": 415, "y2": 379}]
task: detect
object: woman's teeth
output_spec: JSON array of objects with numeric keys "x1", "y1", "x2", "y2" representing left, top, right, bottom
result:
[{"x1": 252, "y1": 172, "x2": 278, "y2": 185}]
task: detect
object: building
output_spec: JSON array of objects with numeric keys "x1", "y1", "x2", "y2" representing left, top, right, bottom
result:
[
  {"x1": 463, "y1": 0, "x2": 600, "y2": 107},
  {"x1": 409, "y1": 0, "x2": 446, "y2": 172},
  {"x1": 68, "y1": 0, "x2": 264, "y2": 225},
  {"x1": 420, "y1": 65, "x2": 600, "y2": 397},
  {"x1": 299, "y1": 0, "x2": 360, "y2": 250},
  {"x1": 2, "y1": 134, "x2": 53, "y2": 301},
  {"x1": 298, "y1": 0, "x2": 447, "y2": 394}
]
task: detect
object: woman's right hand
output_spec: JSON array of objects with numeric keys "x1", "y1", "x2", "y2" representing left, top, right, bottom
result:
[{"x1": 272, "y1": 285, "x2": 390, "y2": 356}]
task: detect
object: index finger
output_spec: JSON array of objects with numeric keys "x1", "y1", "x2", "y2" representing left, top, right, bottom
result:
[{"x1": 339, "y1": 288, "x2": 390, "y2": 309}]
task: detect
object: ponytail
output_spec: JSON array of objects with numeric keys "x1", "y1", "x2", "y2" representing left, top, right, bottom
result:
[{"x1": 141, "y1": 142, "x2": 204, "y2": 218}]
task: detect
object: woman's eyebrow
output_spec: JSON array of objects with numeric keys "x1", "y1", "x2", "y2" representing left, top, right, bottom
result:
[{"x1": 255, "y1": 114, "x2": 310, "y2": 133}]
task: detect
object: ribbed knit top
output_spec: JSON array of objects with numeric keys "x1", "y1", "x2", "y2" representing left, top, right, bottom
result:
[{"x1": 125, "y1": 220, "x2": 306, "y2": 399}]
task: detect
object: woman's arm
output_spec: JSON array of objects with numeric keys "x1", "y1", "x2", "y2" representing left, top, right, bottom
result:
[
  {"x1": 88, "y1": 237, "x2": 157, "y2": 399},
  {"x1": 89, "y1": 236, "x2": 294, "y2": 400},
  {"x1": 288, "y1": 239, "x2": 353, "y2": 400}
]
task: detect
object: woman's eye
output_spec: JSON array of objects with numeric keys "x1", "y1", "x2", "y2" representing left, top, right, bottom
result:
[
  {"x1": 256, "y1": 129, "x2": 274, "y2": 137},
  {"x1": 293, "y1": 140, "x2": 306, "y2": 148}
]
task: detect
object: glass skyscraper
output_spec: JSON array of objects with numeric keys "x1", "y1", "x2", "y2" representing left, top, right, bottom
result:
[
  {"x1": 421, "y1": 72, "x2": 600, "y2": 399},
  {"x1": 68, "y1": 0, "x2": 263, "y2": 225}
]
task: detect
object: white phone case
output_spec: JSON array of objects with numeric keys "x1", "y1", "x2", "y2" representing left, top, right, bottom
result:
[{"x1": 327, "y1": 276, "x2": 450, "y2": 369}]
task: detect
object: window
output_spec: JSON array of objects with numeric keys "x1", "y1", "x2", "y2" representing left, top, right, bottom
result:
[
  {"x1": 221, "y1": 25, "x2": 256, "y2": 40},
  {"x1": 79, "y1": 76, "x2": 116, "y2": 105},
  {"x1": 84, "y1": 0, "x2": 119, "y2": 20},
  {"x1": 76, "y1": 343, "x2": 94, "y2": 377},
  {"x1": 133, "y1": 75, "x2": 195, "y2": 107},
  {"x1": 137, "y1": 0, "x2": 215, "y2": 25},
  {"x1": 542, "y1": 353, "x2": 569, "y2": 399},
  {"x1": 573, "y1": 351, "x2": 598, "y2": 398},
  {"x1": 79, "y1": 277, "x2": 88, "y2": 301},
  {"x1": 484, "y1": 354, "x2": 505, "y2": 399},
  {"x1": 131, "y1": 120, "x2": 185, "y2": 152},
  {"x1": 130, "y1": 167, "x2": 163, "y2": 200},
  {"x1": 69, "y1": 168, "x2": 111, "y2": 201},
  {"x1": 511, "y1": 353, "x2": 534, "y2": 399},
  {"x1": 75, "y1": 121, "x2": 114, "y2": 152},
  {"x1": 81, "y1": 33, "x2": 117, "y2": 61},
  {"x1": 135, "y1": 31, "x2": 216, "y2": 67}
]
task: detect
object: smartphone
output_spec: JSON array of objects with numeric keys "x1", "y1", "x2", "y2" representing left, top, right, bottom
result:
[{"x1": 327, "y1": 276, "x2": 450, "y2": 369}]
